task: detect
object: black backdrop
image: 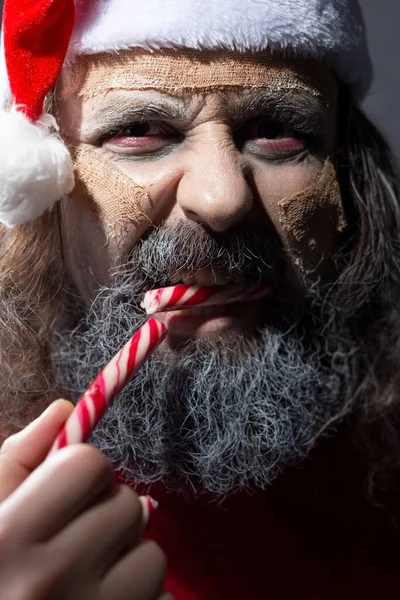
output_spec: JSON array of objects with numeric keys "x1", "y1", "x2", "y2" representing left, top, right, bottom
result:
[
  {"x1": 361, "y1": 0, "x2": 400, "y2": 161},
  {"x1": 1, "y1": 1, "x2": 399, "y2": 160}
]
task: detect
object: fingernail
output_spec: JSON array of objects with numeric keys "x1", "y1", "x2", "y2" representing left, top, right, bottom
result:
[
  {"x1": 31, "y1": 399, "x2": 70, "y2": 426},
  {"x1": 139, "y1": 495, "x2": 159, "y2": 527},
  {"x1": 15, "y1": 402, "x2": 57, "y2": 435}
]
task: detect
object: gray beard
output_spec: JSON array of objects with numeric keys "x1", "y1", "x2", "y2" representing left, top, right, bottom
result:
[{"x1": 52, "y1": 222, "x2": 353, "y2": 496}]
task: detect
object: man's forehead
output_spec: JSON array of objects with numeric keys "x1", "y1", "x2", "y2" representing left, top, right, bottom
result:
[
  {"x1": 58, "y1": 49, "x2": 337, "y2": 140},
  {"x1": 59, "y1": 48, "x2": 337, "y2": 102}
]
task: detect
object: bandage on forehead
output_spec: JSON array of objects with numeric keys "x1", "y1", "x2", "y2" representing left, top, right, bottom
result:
[{"x1": 60, "y1": 49, "x2": 336, "y2": 98}]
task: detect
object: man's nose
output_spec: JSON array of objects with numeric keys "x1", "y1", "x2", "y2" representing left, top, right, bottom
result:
[{"x1": 176, "y1": 139, "x2": 254, "y2": 232}]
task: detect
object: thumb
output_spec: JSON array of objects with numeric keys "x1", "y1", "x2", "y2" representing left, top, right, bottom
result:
[{"x1": 0, "y1": 399, "x2": 74, "y2": 502}]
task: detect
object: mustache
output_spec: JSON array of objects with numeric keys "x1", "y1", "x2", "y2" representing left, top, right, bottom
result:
[{"x1": 113, "y1": 220, "x2": 287, "y2": 291}]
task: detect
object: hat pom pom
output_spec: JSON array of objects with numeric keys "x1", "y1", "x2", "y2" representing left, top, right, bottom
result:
[{"x1": 0, "y1": 107, "x2": 74, "y2": 227}]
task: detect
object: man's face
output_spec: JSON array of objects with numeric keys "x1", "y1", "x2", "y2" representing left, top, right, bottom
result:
[
  {"x1": 58, "y1": 50, "x2": 340, "y2": 318},
  {"x1": 53, "y1": 51, "x2": 351, "y2": 494}
]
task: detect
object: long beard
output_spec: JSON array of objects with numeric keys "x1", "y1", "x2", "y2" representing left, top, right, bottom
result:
[{"x1": 52, "y1": 221, "x2": 354, "y2": 496}]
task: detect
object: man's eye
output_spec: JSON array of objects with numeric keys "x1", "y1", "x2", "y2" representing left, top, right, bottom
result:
[
  {"x1": 117, "y1": 123, "x2": 155, "y2": 137},
  {"x1": 250, "y1": 119, "x2": 302, "y2": 144},
  {"x1": 238, "y1": 118, "x2": 306, "y2": 156},
  {"x1": 103, "y1": 122, "x2": 172, "y2": 153},
  {"x1": 256, "y1": 121, "x2": 286, "y2": 140}
]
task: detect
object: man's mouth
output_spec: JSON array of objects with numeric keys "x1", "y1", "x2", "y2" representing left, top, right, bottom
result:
[
  {"x1": 143, "y1": 269, "x2": 272, "y2": 338},
  {"x1": 170, "y1": 268, "x2": 233, "y2": 287}
]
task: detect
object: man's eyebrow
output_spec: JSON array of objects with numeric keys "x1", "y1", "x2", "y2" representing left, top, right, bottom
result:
[
  {"x1": 80, "y1": 87, "x2": 332, "y2": 139},
  {"x1": 227, "y1": 88, "x2": 330, "y2": 135},
  {"x1": 81, "y1": 95, "x2": 191, "y2": 138}
]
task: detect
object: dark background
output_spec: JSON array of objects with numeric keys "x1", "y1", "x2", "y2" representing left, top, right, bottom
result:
[
  {"x1": 361, "y1": 0, "x2": 400, "y2": 161},
  {"x1": 1, "y1": 1, "x2": 399, "y2": 160}
]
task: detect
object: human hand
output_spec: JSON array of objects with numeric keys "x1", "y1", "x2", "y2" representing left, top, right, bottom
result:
[{"x1": 0, "y1": 400, "x2": 169, "y2": 600}]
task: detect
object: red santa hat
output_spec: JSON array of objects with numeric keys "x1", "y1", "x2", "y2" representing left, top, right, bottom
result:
[{"x1": 0, "y1": 0, "x2": 371, "y2": 228}]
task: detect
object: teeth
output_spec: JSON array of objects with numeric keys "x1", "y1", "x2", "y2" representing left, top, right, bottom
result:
[
  {"x1": 193, "y1": 306, "x2": 220, "y2": 316},
  {"x1": 171, "y1": 269, "x2": 231, "y2": 287},
  {"x1": 169, "y1": 273, "x2": 187, "y2": 285},
  {"x1": 181, "y1": 276, "x2": 197, "y2": 286},
  {"x1": 169, "y1": 272, "x2": 196, "y2": 285},
  {"x1": 173, "y1": 306, "x2": 226, "y2": 317}
]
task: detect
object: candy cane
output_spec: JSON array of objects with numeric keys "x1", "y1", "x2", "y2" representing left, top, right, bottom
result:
[
  {"x1": 141, "y1": 282, "x2": 270, "y2": 315},
  {"x1": 48, "y1": 318, "x2": 167, "y2": 455}
]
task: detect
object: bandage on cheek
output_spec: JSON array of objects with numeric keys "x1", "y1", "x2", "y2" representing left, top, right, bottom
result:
[
  {"x1": 278, "y1": 159, "x2": 347, "y2": 276},
  {"x1": 70, "y1": 147, "x2": 152, "y2": 238}
]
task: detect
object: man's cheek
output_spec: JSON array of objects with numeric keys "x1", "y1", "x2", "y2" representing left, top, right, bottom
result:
[
  {"x1": 278, "y1": 159, "x2": 347, "y2": 277},
  {"x1": 61, "y1": 147, "x2": 155, "y2": 296},
  {"x1": 71, "y1": 146, "x2": 153, "y2": 240}
]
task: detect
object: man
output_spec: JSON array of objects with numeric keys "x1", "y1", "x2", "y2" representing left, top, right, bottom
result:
[{"x1": 0, "y1": 0, "x2": 399, "y2": 598}]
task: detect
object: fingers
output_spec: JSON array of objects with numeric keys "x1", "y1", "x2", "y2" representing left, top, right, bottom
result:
[
  {"x1": 0, "y1": 400, "x2": 74, "y2": 502},
  {"x1": 100, "y1": 540, "x2": 167, "y2": 600},
  {"x1": 0, "y1": 400, "x2": 170, "y2": 600},
  {"x1": 0, "y1": 444, "x2": 115, "y2": 541},
  {"x1": 52, "y1": 484, "x2": 145, "y2": 574}
]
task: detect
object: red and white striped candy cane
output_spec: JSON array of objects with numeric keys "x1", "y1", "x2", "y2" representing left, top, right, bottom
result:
[
  {"x1": 141, "y1": 282, "x2": 270, "y2": 315},
  {"x1": 48, "y1": 318, "x2": 167, "y2": 455}
]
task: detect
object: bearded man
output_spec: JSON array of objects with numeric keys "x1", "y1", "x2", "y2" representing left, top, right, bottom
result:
[{"x1": 0, "y1": 0, "x2": 399, "y2": 598}]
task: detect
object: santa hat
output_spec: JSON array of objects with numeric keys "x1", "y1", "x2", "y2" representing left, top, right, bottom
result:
[{"x1": 0, "y1": 0, "x2": 371, "y2": 228}]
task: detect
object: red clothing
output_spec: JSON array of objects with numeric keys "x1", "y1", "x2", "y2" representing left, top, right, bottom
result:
[{"x1": 121, "y1": 438, "x2": 400, "y2": 599}]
